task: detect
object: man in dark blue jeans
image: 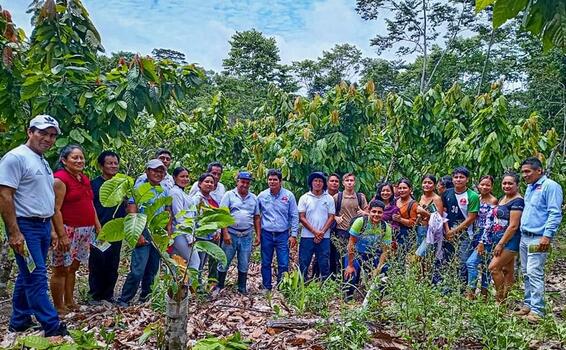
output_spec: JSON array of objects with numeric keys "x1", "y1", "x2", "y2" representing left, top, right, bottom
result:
[
  {"x1": 257, "y1": 169, "x2": 299, "y2": 291},
  {"x1": 117, "y1": 159, "x2": 172, "y2": 306},
  {"x1": 0, "y1": 115, "x2": 69, "y2": 336}
]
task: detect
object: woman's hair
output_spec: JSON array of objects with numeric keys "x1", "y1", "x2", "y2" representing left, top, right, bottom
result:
[
  {"x1": 421, "y1": 174, "x2": 437, "y2": 184},
  {"x1": 439, "y1": 176, "x2": 454, "y2": 189},
  {"x1": 368, "y1": 199, "x2": 385, "y2": 210},
  {"x1": 375, "y1": 182, "x2": 394, "y2": 202},
  {"x1": 397, "y1": 178, "x2": 412, "y2": 189},
  {"x1": 172, "y1": 167, "x2": 189, "y2": 178},
  {"x1": 57, "y1": 144, "x2": 84, "y2": 169},
  {"x1": 479, "y1": 175, "x2": 494, "y2": 184},
  {"x1": 502, "y1": 171, "x2": 520, "y2": 184}
]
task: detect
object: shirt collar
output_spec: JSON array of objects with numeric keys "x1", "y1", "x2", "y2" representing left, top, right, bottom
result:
[{"x1": 531, "y1": 175, "x2": 547, "y2": 188}]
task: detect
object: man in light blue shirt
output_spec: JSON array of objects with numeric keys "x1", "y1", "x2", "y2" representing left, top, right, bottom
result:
[
  {"x1": 257, "y1": 169, "x2": 299, "y2": 290},
  {"x1": 216, "y1": 171, "x2": 260, "y2": 295},
  {"x1": 516, "y1": 157, "x2": 563, "y2": 322}
]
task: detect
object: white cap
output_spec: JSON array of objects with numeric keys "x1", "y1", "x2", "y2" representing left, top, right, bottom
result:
[
  {"x1": 146, "y1": 159, "x2": 166, "y2": 170},
  {"x1": 29, "y1": 115, "x2": 61, "y2": 134}
]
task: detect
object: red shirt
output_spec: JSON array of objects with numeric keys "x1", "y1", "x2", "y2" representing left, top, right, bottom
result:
[{"x1": 54, "y1": 169, "x2": 96, "y2": 227}]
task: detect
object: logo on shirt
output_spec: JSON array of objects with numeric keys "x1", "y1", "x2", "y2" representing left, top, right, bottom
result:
[
  {"x1": 535, "y1": 184, "x2": 542, "y2": 191},
  {"x1": 459, "y1": 197, "x2": 468, "y2": 206},
  {"x1": 36, "y1": 169, "x2": 43, "y2": 175},
  {"x1": 281, "y1": 195, "x2": 288, "y2": 202}
]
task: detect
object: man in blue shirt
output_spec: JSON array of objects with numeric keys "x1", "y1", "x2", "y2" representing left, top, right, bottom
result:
[
  {"x1": 117, "y1": 159, "x2": 172, "y2": 306},
  {"x1": 516, "y1": 157, "x2": 563, "y2": 322},
  {"x1": 257, "y1": 169, "x2": 299, "y2": 291},
  {"x1": 216, "y1": 171, "x2": 260, "y2": 295},
  {"x1": 0, "y1": 115, "x2": 68, "y2": 336}
]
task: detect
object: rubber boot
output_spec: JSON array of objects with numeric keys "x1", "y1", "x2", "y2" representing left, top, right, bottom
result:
[
  {"x1": 216, "y1": 271, "x2": 227, "y2": 290},
  {"x1": 237, "y1": 271, "x2": 248, "y2": 295}
]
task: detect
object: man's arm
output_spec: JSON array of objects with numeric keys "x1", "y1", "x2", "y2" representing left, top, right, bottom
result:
[
  {"x1": 288, "y1": 194, "x2": 299, "y2": 237},
  {"x1": 449, "y1": 212, "x2": 478, "y2": 239},
  {"x1": 0, "y1": 186, "x2": 25, "y2": 255},
  {"x1": 253, "y1": 214, "x2": 261, "y2": 246},
  {"x1": 299, "y1": 212, "x2": 319, "y2": 234},
  {"x1": 543, "y1": 183, "x2": 564, "y2": 239}
]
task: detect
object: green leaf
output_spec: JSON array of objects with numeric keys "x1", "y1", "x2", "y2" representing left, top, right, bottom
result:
[
  {"x1": 19, "y1": 335, "x2": 51, "y2": 349},
  {"x1": 194, "y1": 241, "x2": 227, "y2": 268},
  {"x1": 150, "y1": 211, "x2": 170, "y2": 230},
  {"x1": 124, "y1": 213, "x2": 147, "y2": 247},
  {"x1": 100, "y1": 174, "x2": 131, "y2": 207},
  {"x1": 69, "y1": 129, "x2": 84, "y2": 143},
  {"x1": 493, "y1": 0, "x2": 528, "y2": 28},
  {"x1": 51, "y1": 64, "x2": 64, "y2": 74},
  {"x1": 117, "y1": 100, "x2": 127, "y2": 109},
  {"x1": 97, "y1": 218, "x2": 125, "y2": 242}
]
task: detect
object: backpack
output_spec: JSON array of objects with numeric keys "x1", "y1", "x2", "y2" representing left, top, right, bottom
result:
[{"x1": 336, "y1": 191, "x2": 364, "y2": 214}]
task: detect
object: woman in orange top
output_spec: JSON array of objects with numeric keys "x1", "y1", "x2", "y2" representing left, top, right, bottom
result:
[{"x1": 392, "y1": 179, "x2": 418, "y2": 253}]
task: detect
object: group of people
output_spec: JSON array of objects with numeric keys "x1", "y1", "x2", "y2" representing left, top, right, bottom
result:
[{"x1": 0, "y1": 115, "x2": 563, "y2": 337}]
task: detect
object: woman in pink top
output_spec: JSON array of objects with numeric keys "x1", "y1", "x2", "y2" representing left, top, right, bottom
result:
[{"x1": 51, "y1": 145, "x2": 100, "y2": 314}]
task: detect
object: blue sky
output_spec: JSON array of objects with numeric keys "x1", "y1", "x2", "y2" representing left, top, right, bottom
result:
[{"x1": 2, "y1": 0, "x2": 385, "y2": 71}]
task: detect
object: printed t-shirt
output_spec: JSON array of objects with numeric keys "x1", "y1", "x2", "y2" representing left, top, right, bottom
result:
[
  {"x1": 349, "y1": 217, "x2": 392, "y2": 254},
  {"x1": 443, "y1": 188, "x2": 480, "y2": 238}
]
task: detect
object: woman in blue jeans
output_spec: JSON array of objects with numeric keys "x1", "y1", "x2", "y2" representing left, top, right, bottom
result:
[
  {"x1": 465, "y1": 175, "x2": 497, "y2": 299},
  {"x1": 488, "y1": 172, "x2": 524, "y2": 302}
]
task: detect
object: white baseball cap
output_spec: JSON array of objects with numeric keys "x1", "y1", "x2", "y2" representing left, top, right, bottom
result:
[
  {"x1": 146, "y1": 159, "x2": 166, "y2": 170},
  {"x1": 29, "y1": 115, "x2": 61, "y2": 134}
]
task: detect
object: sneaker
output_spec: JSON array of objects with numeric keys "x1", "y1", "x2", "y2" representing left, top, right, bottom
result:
[
  {"x1": 514, "y1": 306, "x2": 531, "y2": 316},
  {"x1": 45, "y1": 322, "x2": 69, "y2": 337},
  {"x1": 524, "y1": 311, "x2": 542, "y2": 324},
  {"x1": 8, "y1": 320, "x2": 40, "y2": 332}
]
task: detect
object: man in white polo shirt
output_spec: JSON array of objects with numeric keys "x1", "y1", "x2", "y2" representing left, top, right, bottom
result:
[
  {"x1": 0, "y1": 115, "x2": 69, "y2": 336},
  {"x1": 297, "y1": 172, "x2": 336, "y2": 281}
]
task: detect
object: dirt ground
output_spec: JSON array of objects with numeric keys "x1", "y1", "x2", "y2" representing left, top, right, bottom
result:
[{"x1": 0, "y1": 250, "x2": 564, "y2": 349}]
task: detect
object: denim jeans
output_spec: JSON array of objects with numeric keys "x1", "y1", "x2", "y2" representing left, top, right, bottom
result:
[
  {"x1": 260, "y1": 229, "x2": 290, "y2": 290},
  {"x1": 218, "y1": 232, "x2": 253, "y2": 273},
  {"x1": 520, "y1": 235, "x2": 548, "y2": 315},
  {"x1": 416, "y1": 225, "x2": 427, "y2": 247},
  {"x1": 299, "y1": 238, "x2": 330, "y2": 280},
  {"x1": 10, "y1": 218, "x2": 60, "y2": 333},
  {"x1": 119, "y1": 242, "x2": 161, "y2": 303},
  {"x1": 343, "y1": 251, "x2": 388, "y2": 286},
  {"x1": 432, "y1": 234, "x2": 475, "y2": 286},
  {"x1": 466, "y1": 244, "x2": 491, "y2": 289}
]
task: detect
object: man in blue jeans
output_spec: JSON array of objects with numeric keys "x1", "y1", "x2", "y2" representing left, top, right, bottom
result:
[
  {"x1": 516, "y1": 157, "x2": 563, "y2": 323},
  {"x1": 215, "y1": 171, "x2": 260, "y2": 295},
  {"x1": 0, "y1": 115, "x2": 69, "y2": 336},
  {"x1": 117, "y1": 159, "x2": 172, "y2": 306},
  {"x1": 297, "y1": 172, "x2": 336, "y2": 281},
  {"x1": 258, "y1": 169, "x2": 299, "y2": 291}
]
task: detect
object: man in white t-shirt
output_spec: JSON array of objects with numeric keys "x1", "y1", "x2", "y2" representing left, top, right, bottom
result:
[
  {"x1": 0, "y1": 115, "x2": 69, "y2": 336},
  {"x1": 296, "y1": 172, "x2": 335, "y2": 280}
]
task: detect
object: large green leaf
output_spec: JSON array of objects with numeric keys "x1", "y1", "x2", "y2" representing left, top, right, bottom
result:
[
  {"x1": 195, "y1": 223, "x2": 220, "y2": 238},
  {"x1": 97, "y1": 218, "x2": 125, "y2": 242},
  {"x1": 144, "y1": 196, "x2": 173, "y2": 222},
  {"x1": 199, "y1": 211, "x2": 235, "y2": 228},
  {"x1": 124, "y1": 213, "x2": 147, "y2": 248},
  {"x1": 194, "y1": 241, "x2": 227, "y2": 267},
  {"x1": 134, "y1": 183, "x2": 154, "y2": 204},
  {"x1": 149, "y1": 211, "x2": 170, "y2": 230},
  {"x1": 100, "y1": 174, "x2": 131, "y2": 207},
  {"x1": 493, "y1": 0, "x2": 528, "y2": 28}
]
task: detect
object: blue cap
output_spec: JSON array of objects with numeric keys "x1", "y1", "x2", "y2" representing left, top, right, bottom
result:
[{"x1": 237, "y1": 171, "x2": 253, "y2": 181}]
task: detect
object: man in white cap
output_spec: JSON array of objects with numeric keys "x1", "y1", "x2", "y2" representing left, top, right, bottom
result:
[
  {"x1": 0, "y1": 115, "x2": 69, "y2": 336},
  {"x1": 117, "y1": 159, "x2": 172, "y2": 306}
]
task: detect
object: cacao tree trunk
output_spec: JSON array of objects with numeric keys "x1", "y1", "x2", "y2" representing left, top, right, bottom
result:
[{"x1": 165, "y1": 289, "x2": 189, "y2": 350}]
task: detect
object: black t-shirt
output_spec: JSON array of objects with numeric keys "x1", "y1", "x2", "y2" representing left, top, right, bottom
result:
[
  {"x1": 492, "y1": 197, "x2": 524, "y2": 235},
  {"x1": 91, "y1": 175, "x2": 127, "y2": 226}
]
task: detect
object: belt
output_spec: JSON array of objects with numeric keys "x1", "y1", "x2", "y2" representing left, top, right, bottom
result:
[
  {"x1": 262, "y1": 229, "x2": 288, "y2": 235},
  {"x1": 231, "y1": 226, "x2": 253, "y2": 233},
  {"x1": 17, "y1": 217, "x2": 51, "y2": 223},
  {"x1": 522, "y1": 230, "x2": 541, "y2": 237}
]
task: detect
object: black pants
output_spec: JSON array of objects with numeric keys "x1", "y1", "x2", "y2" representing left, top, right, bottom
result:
[
  {"x1": 330, "y1": 229, "x2": 349, "y2": 277},
  {"x1": 88, "y1": 241, "x2": 122, "y2": 301}
]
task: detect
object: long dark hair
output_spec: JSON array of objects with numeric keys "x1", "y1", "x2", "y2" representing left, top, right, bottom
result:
[{"x1": 375, "y1": 182, "x2": 394, "y2": 204}]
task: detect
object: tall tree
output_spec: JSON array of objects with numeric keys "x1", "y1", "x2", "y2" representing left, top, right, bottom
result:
[
  {"x1": 222, "y1": 29, "x2": 282, "y2": 84},
  {"x1": 356, "y1": 0, "x2": 477, "y2": 93},
  {"x1": 151, "y1": 48, "x2": 187, "y2": 64},
  {"x1": 292, "y1": 44, "x2": 363, "y2": 96}
]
